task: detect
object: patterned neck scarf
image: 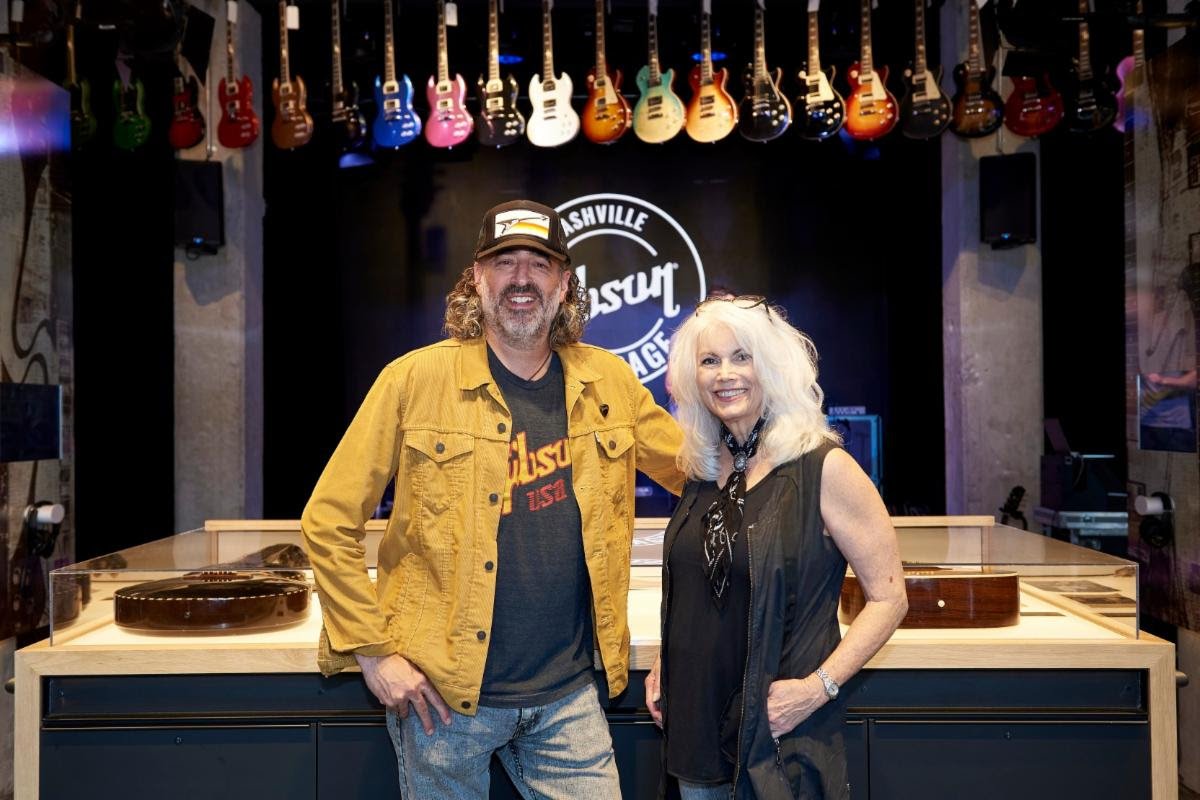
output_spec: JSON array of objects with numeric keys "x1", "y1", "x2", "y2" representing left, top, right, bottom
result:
[{"x1": 702, "y1": 416, "x2": 767, "y2": 608}]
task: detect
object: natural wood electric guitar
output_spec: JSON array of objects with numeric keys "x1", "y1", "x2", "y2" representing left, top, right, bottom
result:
[
  {"x1": 374, "y1": 0, "x2": 421, "y2": 148},
  {"x1": 218, "y1": 2, "x2": 260, "y2": 149},
  {"x1": 582, "y1": 0, "x2": 631, "y2": 144},
  {"x1": 738, "y1": 2, "x2": 790, "y2": 143},
  {"x1": 330, "y1": 0, "x2": 367, "y2": 151},
  {"x1": 950, "y1": 0, "x2": 1003, "y2": 138},
  {"x1": 270, "y1": 0, "x2": 314, "y2": 149},
  {"x1": 424, "y1": 0, "x2": 473, "y2": 148},
  {"x1": 844, "y1": 0, "x2": 897, "y2": 141},
  {"x1": 685, "y1": 3, "x2": 737, "y2": 143},
  {"x1": 1061, "y1": 0, "x2": 1117, "y2": 134},
  {"x1": 475, "y1": 0, "x2": 525, "y2": 147},
  {"x1": 899, "y1": 0, "x2": 950, "y2": 139},
  {"x1": 632, "y1": 1, "x2": 684, "y2": 144},
  {"x1": 795, "y1": 6, "x2": 844, "y2": 141},
  {"x1": 527, "y1": 0, "x2": 580, "y2": 148}
]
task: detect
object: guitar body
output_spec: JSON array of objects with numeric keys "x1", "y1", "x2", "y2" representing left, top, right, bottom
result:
[
  {"x1": 794, "y1": 65, "x2": 844, "y2": 141},
  {"x1": 475, "y1": 74, "x2": 525, "y2": 147},
  {"x1": 949, "y1": 63, "x2": 1004, "y2": 138},
  {"x1": 899, "y1": 65, "x2": 951, "y2": 139},
  {"x1": 632, "y1": 66, "x2": 685, "y2": 144},
  {"x1": 169, "y1": 76, "x2": 206, "y2": 150},
  {"x1": 373, "y1": 73, "x2": 422, "y2": 148},
  {"x1": 582, "y1": 68, "x2": 631, "y2": 144},
  {"x1": 332, "y1": 84, "x2": 368, "y2": 151},
  {"x1": 844, "y1": 62, "x2": 897, "y2": 140},
  {"x1": 1003, "y1": 73, "x2": 1064, "y2": 138},
  {"x1": 271, "y1": 75, "x2": 315, "y2": 149},
  {"x1": 112, "y1": 78, "x2": 151, "y2": 151},
  {"x1": 527, "y1": 73, "x2": 580, "y2": 148},
  {"x1": 1061, "y1": 69, "x2": 1118, "y2": 134},
  {"x1": 68, "y1": 78, "x2": 98, "y2": 149},
  {"x1": 424, "y1": 74, "x2": 474, "y2": 148},
  {"x1": 218, "y1": 75, "x2": 260, "y2": 148},
  {"x1": 738, "y1": 67, "x2": 791, "y2": 143},
  {"x1": 685, "y1": 66, "x2": 737, "y2": 143}
]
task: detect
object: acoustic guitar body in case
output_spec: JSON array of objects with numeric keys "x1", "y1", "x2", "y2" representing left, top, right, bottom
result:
[{"x1": 841, "y1": 568, "x2": 1020, "y2": 628}]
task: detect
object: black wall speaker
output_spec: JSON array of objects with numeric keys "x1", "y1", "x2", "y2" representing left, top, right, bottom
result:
[
  {"x1": 174, "y1": 160, "x2": 224, "y2": 254},
  {"x1": 980, "y1": 152, "x2": 1037, "y2": 249}
]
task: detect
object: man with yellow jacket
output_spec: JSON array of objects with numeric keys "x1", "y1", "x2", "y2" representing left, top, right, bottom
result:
[{"x1": 301, "y1": 199, "x2": 684, "y2": 799}]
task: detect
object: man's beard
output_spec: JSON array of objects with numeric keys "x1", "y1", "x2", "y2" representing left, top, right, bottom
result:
[{"x1": 479, "y1": 281, "x2": 560, "y2": 348}]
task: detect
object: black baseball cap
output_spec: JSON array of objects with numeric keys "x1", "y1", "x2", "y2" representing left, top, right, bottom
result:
[{"x1": 474, "y1": 199, "x2": 571, "y2": 265}]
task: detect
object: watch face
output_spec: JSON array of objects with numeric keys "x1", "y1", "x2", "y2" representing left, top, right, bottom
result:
[{"x1": 828, "y1": 683, "x2": 839, "y2": 699}]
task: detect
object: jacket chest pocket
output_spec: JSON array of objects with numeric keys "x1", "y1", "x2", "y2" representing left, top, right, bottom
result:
[
  {"x1": 404, "y1": 431, "x2": 474, "y2": 514},
  {"x1": 594, "y1": 426, "x2": 635, "y2": 507}
]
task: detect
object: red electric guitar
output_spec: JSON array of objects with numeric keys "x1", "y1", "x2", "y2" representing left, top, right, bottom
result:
[
  {"x1": 168, "y1": 51, "x2": 206, "y2": 150},
  {"x1": 844, "y1": 0, "x2": 897, "y2": 141},
  {"x1": 217, "y1": 1, "x2": 260, "y2": 148}
]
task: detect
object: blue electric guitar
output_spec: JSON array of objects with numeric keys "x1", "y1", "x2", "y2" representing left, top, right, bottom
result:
[
  {"x1": 632, "y1": 1, "x2": 684, "y2": 144},
  {"x1": 372, "y1": 0, "x2": 420, "y2": 148}
]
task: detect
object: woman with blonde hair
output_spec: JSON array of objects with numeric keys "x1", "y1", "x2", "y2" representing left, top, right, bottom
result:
[{"x1": 646, "y1": 296, "x2": 907, "y2": 799}]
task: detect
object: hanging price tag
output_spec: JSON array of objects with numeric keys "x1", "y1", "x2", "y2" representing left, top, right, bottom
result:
[
  {"x1": 976, "y1": 0, "x2": 988, "y2": 8},
  {"x1": 808, "y1": 0, "x2": 819, "y2": 11},
  {"x1": 446, "y1": 2, "x2": 458, "y2": 26},
  {"x1": 286, "y1": 4, "x2": 299, "y2": 29},
  {"x1": 11, "y1": 0, "x2": 25, "y2": 23},
  {"x1": 649, "y1": 0, "x2": 658, "y2": 14},
  {"x1": 226, "y1": 0, "x2": 237, "y2": 23},
  {"x1": 701, "y1": 0, "x2": 711, "y2": 14}
]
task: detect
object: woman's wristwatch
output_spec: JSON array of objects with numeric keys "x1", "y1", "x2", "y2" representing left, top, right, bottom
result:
[{"x1": 815, "y1": 667, "x2": 839, "y2": 700}]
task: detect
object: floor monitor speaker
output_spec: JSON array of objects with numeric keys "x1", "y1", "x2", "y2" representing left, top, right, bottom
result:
[{"x1": 980, "y1": 152, "x2": 1037, "y2": 249}]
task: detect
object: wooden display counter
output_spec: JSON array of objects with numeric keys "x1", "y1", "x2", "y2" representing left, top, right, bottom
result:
[{"x1": 16, "y1": 517, "x2": 1178, "y2": 799}]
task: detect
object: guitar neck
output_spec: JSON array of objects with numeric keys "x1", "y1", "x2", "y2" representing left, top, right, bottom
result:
[
  {"x1": 542, "y1": 1, "x2": 554, "y2": 79},
  {"x1": 278, "y1": 0, "x2": 290, "y2": 84},
  {"x1": 913, "y1": 0, "x2": 927, "y2": 75},
  {"x1": 384, "y1": 0, "x2": 397, "y2": 83},
  {"x1": 595, "y1": 0, "x2": 607, "y2": 78},
  {"x1": 860, "y1": 0, "x2": 874, "y2": 76},
  {"x1": 967, "y1": 0, "x2": 983, "y2": 77},
  {"x1": 226, "y1": 13, "x2": 237, "y2": 83},
  {"x1": 647, "y1": 12, "x2": 662, "y2": 85},
  {"x1": 1133, "y1": 1, "x2": 1145, "y2": 68},
  {"x1": 699, "y1": 11, "x2": 713, "y2": 85},
  {"x1": 436, "y1": 0, "x2": 449, "y2": 84},
  {"x1": 66, "y1": 22, "x2": 78, "y2": 84},
  {"x1": 1078, "y1": 0, "x2": 1093, "y2": 80},
  {"x1": 331, "y1": 0, "x2": 344, "y2": 94},
  {"x1": 807, "y1": 10, "x2": 821, "y2": 75},
  {"x1": 487, "y1": 0, "x2": 500, "y2": 83},
  {"x1": 751, "y1": 8, "x2": 766, "y2": 81}
]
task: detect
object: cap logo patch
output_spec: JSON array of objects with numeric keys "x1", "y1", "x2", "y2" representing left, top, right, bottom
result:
[{"x1": 494, "y1": 209, "x2": 551, "y2": 240}]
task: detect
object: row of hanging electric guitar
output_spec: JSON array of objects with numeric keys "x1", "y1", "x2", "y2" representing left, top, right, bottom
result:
[{"x1": 66, "y1": 0, "x2": 1146, "y2": 155}]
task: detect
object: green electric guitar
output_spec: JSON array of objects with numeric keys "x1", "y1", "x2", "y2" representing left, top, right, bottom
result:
[{"x1": 113, "y1": 65, "x2": 151, "y2": 151}]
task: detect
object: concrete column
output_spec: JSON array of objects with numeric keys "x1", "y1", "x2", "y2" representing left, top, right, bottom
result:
[
  {"x1": 940, "y1": 2, "x2": 1044, "y2": 515},
  {"x1": 173, "y1": 0, "x2": 264, "y2": 529}
]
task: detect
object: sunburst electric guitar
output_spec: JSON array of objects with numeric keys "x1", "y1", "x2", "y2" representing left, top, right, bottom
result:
[
  {"x1": 527, "y1": 0, "x2": 580, "y2": 148},
  {"x1": 685, "y1": 3, "x2": 737, "y2": 143},
  {"x1": 844, "y1": 0, "x2": 897, "y2": 140},
  {"x1": 582, "y1": 0, "x2": 631, "y2": 144},
  {"x1": 950, "y1": 0, "x2": 1003, "y2": 138}
]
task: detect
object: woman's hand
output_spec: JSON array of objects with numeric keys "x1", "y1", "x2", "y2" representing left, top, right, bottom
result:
[
  {"x1": 766, "y1": 676, "x2": 826, "y2": 738},
  {"x1": 645, "y1": 655, "x2": 664, "y2": 728}
]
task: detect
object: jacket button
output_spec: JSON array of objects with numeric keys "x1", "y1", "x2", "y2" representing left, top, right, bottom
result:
[
  {"x1": 484, "y1": 561, "x2": 494, "y2": 571},
  {"x1": 435, "y1": 442, "x2": 445, "y2": 454},
  {"x1": 461, "y1": 701, "x2": 471, "y2": 710},
  {"x1": 608, "y1": 440, "x2": 616, "y2": 449},
  {"x1": 489, "y1": 493, "x2": 499, "y2": 504},
  {"x1": 497, "y1": 422, "x2": 507, "y2": 433},
  {"x1": 477, "y1": 630, "x2": 486, "y2": 641}
]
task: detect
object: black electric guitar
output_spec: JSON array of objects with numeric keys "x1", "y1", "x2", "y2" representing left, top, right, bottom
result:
[
  {"x1": 899, "y1": 0, "x2": 951, "y2": 139},
  {"x1": 737, "y1": 2, "x2": 790, "y2": 142},
  {"x1": 330, "y1": 0, "x2": 367, "y2": 151},
  {"x1": 1061, "y1": 0, "x2": 1117, "y2": 133},
  {"x1": 950, "y1": 0, "x2": 1003, "y2": 138},
  {"x1": 794, "y1": 5, "x2": 844, "y2": 141},
  {"x1": 475, "y1": 0, "x2": 524, "y2": 147}
]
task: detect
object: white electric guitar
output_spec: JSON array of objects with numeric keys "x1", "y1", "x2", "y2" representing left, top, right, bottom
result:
[{"x1": 526, "y1": 0, "x2": 579, "y2": 147}]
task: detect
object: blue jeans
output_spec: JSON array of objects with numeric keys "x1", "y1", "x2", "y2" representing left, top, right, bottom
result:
[
  {"x1": 677, "y1": 780, "x2": 732, "y2": 800},
  {"x1": 387, "y1": 681, "x2": 620, "y2": 799}
]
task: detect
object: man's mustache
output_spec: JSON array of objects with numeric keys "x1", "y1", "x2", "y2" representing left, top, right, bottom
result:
[{"x1": 501, "y1": 284, "x2": 545, "y2": 304}]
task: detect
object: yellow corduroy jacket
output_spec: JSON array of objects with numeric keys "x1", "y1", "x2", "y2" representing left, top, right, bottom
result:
[{"x1": 301, "y1": 336, "x2": 684, "y2": 714}]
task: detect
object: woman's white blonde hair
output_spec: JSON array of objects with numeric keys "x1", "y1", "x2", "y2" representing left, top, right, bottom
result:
[{"x1": 668, "y1": 297, "x2": 839, "y2": 481}]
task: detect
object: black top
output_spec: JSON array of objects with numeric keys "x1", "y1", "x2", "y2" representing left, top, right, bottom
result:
[
  {"x1": 665, "y1": 471, "x2": 778, "y2": 784},
  {"x1": 479, "y1": 347, "x2": 594, "y2": 707}
]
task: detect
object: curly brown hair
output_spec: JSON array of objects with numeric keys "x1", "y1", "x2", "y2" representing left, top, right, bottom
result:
[{"x1": 443, "y1": 264, "x2": 591, "y2": 347}]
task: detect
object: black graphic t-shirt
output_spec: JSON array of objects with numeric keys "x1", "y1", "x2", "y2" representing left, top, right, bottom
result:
[{"x1": 479, "y1": 346, "x2": 594, "y2": 707}]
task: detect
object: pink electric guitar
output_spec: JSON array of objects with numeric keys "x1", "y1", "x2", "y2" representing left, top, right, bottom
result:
[{"x1": 423, "y1": 0, "x2": 473, "y2": 148}]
